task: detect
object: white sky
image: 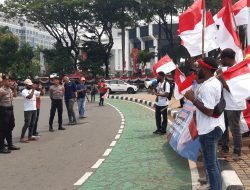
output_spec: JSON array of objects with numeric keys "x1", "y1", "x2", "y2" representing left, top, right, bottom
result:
[{"x1": 0, "y1": 0, "x2": 4, "y2": 4}]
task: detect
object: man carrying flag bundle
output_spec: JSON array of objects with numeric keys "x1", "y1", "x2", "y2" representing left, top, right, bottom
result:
[
  {"x1": 184, "y1": 57, "x2": 225, "y2": 190},
  {"x1": 218, "y1": 49, "x2": 246, "y2": 161}
]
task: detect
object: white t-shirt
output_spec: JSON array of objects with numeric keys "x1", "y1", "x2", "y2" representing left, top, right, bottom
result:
[
  {"x1": 155, "y1": 81, "x2": 170, "y2": 106},
  {"x1": 22, "y1": 89, "x2": 41, "y2": 111},
  {"x1": 196, "y1": 77, "x2": 225, "y2": 135},
  {"x1": 223, "y1": 89, "x2": 246, "y2": 110}
]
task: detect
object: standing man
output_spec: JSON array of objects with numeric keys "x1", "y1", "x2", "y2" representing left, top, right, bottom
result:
[
  {"x1": 49, "y1": 77, "x2": 65, "y2": 131},
  {"x1": 63, "y1": 76, "x2": 77, "y2": 125},
  {"x1": 219, "y1": 49, "x2": 246, "y2": 161},
  {"x1": 0, "y1": 75, "x2": 20, "y2": 153},
  {"x1": 20, "y1": 79, "x2": 41, "y2": 143},
  {"x1": 91, "y1": 83, "x2": 98, "y2": 102},
  {"x1": 32, "y1": 81, "x2": 45, "y2": 136},
  {"x1": 77, "y1": 77, "x2": 87, "y2": 118},
  {"x1": 153, "y1": 71, "x2": 170, "y2": 135},
  {"x1": 184, "y1": 57, "x2": 225, "y2": 190},
  {"x1": 97, "y1": 79, "x2": 107, "y2": 106}
]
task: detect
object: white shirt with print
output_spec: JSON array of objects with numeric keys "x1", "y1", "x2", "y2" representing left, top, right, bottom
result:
[
  {"x1": 22, "y1": 89, "x2": 40, "y2": 111},
  {"x1": 196, "y1": 77, "x2": 225, "y2": 135},
  {"x1": 155, "y1": 81, "x2": 170, "y2": 107}
]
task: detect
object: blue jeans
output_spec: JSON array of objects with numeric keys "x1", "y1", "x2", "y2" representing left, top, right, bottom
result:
[
  {"x1": 199, "y1": 127, "x2": 223, "y2": 190},
  {"x1": 77, "y1": 98, "x2": 85, "y2": 117}
]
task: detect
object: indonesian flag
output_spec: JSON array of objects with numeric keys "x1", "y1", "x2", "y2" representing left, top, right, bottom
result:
[
  {"x1": 216, "y1": 3, "x2": 243, "y2": 63},
  {"x1": 244, "y1": 45, "x2": 250, "y2": 58},
  {"x1": 102, "y1": 90, "x2": 109, "y2": 99},
  {"x1": 214, "y1": 0, "x2": 249, "y2": 26},
  {"x1": 174, "y1": 68, "x2": 196, "y2": 100},
  {"x1": 240, "y1": 101, "x2": 250, "y2": 133},
  {"x1": 178, "y1": 0, "x2": 219, "y2": 57},
  {"x1": 222, "y1": 58, "x2": 250, "y2": 100},
  {"x1": 153, "y1": 55, "x2": 176, "y2": 77}
]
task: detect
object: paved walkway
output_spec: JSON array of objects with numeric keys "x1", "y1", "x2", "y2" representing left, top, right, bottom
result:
[{"x1": 80, "y1": 99, "x2": 192, "y2": 190}]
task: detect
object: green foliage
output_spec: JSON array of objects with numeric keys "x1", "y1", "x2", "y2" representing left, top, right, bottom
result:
[
  {"x1": 0, "y1": 26, "x2": 19, "y2": 73},
  {"x1": 137, "y1": 50, "x2": 155, "y2": 66},
  {"x1": 43, "y1": 43, "x2": 75, "y2": 77},
  {"x1": 9, "y1": 43, "x2": 39, "y2": 79}
]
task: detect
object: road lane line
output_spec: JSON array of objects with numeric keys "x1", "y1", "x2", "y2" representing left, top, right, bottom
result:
[
  {"x1": 115, "y1": 134, "x2": 121, "y2": 140},
  {"x1": 103, "y1": 148, "x2": 113, "y2": 157},
  {"x1": 118, "y1": 129, "x2": 123, "y2": 134},
  {"x1": 110, "y1": 141, "x2": 117, "y2": 147},
  {"x1": 74, "y1": 172, "x2": 93, "y2": 186},
  {"x1": 91, "y1": 159, "x2": 105, "y2": 169}
]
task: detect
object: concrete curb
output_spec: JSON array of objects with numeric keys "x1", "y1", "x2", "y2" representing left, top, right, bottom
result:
[
  {"x1": 108, "y1": 95, "x2": 244, "y2": 190},
  {"x1": 109, "y1": 95, "x2": 177, "y2": 118}
]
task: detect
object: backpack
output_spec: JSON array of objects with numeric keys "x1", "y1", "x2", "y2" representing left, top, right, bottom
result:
[
  {"x1": 212, "y1": 83, "x2": 226, "y2": 118},
  {"x1": 163, "y1": 81, "x2": 174, "y2": 101}
]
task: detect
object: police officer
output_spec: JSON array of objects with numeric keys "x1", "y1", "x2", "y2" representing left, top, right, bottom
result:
[{"x1": 0, "y1": 75, "x2": 20, "y2": 154}]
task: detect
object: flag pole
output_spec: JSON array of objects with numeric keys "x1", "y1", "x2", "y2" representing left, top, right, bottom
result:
[{"x1": 202, "y1": 0, "x2": 206, "y2": 58}]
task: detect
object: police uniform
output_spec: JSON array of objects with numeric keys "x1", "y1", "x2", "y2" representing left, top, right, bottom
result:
[{"x1": 0, "y1": 86, "x2": 19, "y2": 153}]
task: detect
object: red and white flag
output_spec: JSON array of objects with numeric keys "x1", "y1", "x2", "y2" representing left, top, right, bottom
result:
[
  {"x1": 240, "y1": 101, "x2": 250, "y2": 133},
  {"x1": 174, "y1": 68, "x2": 196, "y2": 100},
  {"x1": 216, "y1": 3, "x2": 243, "y2": 63},
  {"x1": 153, "y1": 55, "x2": 176, "y2": 77},
  {"x1": 214, "y1": 0, "x2": 249, "y2": 26},
  {"x1": 178, "y1": 0, "x2": 219, "y2": 57},
  {"x1": 222, "y1": 58, "x2": 250, "y2": 100}
]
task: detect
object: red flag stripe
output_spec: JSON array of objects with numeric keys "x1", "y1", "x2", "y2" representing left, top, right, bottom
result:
[
  {"x1": 222, "y1": 4, "x2": 241, "y2": 48},
  {"x1": 178, "y1": 0, "x2": 202, "y2": 33},
  {"x1": 223, "y1": 59, "x2": 250, "y2": 80}
]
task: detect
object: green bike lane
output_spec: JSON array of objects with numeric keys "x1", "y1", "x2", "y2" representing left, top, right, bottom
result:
[{"x1": 80, "y1": 99, "x2": 192, "y2": 190}]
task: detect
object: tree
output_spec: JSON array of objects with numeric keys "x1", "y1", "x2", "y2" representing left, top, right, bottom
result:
[
  {"x1": 9, "y1": 43, "x2": 39, "y2": 79},
  {"x1": 137, "y1": 50, "x2": 154, "y2": 75},
  {"x1": 0, "y1": 26, "x2": 19, "y2": 73},
  {"x1": 3, "y1": 0, "x2": 90, "y2": 67},
  {"x1": 43, "y1": 42, "x2": 75, "y2": 77}
]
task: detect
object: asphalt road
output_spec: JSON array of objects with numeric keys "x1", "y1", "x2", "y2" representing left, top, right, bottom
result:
[{"x1": 0, "y1": 96, "x2": 121, "y2": 190}]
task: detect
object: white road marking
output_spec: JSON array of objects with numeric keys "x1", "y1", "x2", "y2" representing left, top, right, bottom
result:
[
  {"x1": 188, "y1": 160, "x2": 200, "y2": 190},
  {"x1": 115, "y1": 134, "x2": 121, "y2": 140},
  {"x1": 121, "y1": 118, "x2": 125, "y2": 122},
  {"x1": 118, "y1": 129, "x2": 123, "y2": 134},
  {"x1": 103, "y1": 148, "x2": 113, "y2": 157},
  {"x1": 120, "y1": 125, "x2": 125, "y2": 129},
  {"x1": 91, "y1": 159, "x2": 105, "y2": 169},
  {"x1": 121, "y1": 121, "x2": 125, "y2": 125},
  {"x1": 110, "y1": 141, "x2": 117, "y2": 147},
  {"x1": 74, "y1": 172, "x2": 93, "y2": 186}
]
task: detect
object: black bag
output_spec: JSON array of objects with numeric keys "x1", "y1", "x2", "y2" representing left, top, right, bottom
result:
[
  {"x1": 212, "y1": 84, "x2": 226, "y2": 118},
  {"x1": 163, "y1": 81, "x2": 174, "y2": 101}
]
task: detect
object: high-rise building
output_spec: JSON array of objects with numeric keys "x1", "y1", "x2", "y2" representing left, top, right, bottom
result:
[{"x1": 0, "y1": 13, "x2": 55, "y2": 49}]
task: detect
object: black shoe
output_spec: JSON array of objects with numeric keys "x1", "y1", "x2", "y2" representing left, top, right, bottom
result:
[
  {"x1": 58, "y1": 127, "x2": 66, "y2": 130},
  {"x1": 49, "y1": 128, "x2": 55, "y2": 132},
  {"x1": 8, "y1": 145, "x2": 20, "y2": 150},
  {"x1": 159, "y1": 131, "x2": 166, "y2": 135},
  {"x1": 33, "y1": 132, "x2": 39, "y2": 136},
  {"x1": 70, "y1": 121, "x2": 77, "y2": 125},
  {"x1": 153, "y1": 130, "x2": 161, "y2": 134},
  {"x1": 0, "y1": 147, "x2": 11, "y2": 154}
]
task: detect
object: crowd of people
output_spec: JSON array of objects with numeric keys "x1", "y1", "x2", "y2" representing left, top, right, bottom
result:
[
  {"x1": 0, "y1": 75, "x2": 108, "y2": 153},
  {"x1": 152, "y1": 48, "x2": 248, "y2": 190}
]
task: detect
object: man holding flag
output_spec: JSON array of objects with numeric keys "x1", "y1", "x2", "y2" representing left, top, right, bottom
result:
[
  {"x1": 152, "y1": 71, "x2": 170, "y2": 135},
  {"x1": 184, "y1": 57, "x2": 225, "y2": 190},
  {"x1": 218, "y1": 49, "x2": 246, "y2": 161}
]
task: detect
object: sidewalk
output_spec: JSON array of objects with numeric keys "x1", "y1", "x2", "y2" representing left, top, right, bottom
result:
[{"x1": 122, "y1": 92, "x2": 250, "y2": 189}]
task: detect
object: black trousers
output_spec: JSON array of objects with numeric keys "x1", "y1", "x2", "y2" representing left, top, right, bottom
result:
[
  {"x1": 49, "y1": 99, "x2": 63, "y2": 128},
  {"x1": 32, "y1": 109, "x2": 40, "y2": 135},
  {"x1": 0, "y1": 106, "x2": 15, "y2": 149},
  {"x1": 155, "y1": 105, "x2": 168, "y2": 132},
  {"x1": 99, "y1": 93, "x2": 105, "y2": 106}
]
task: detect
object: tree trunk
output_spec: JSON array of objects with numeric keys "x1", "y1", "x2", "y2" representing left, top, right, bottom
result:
[
  {"x1": 104, "y1": 59, "x2": 109, "y2": 78},
  {"x1": 121, "y1": 25, "x2": 126, "y2": 76},
  {"x1": 158, "y1": 18, "x2": 162, "y2": 59}
]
